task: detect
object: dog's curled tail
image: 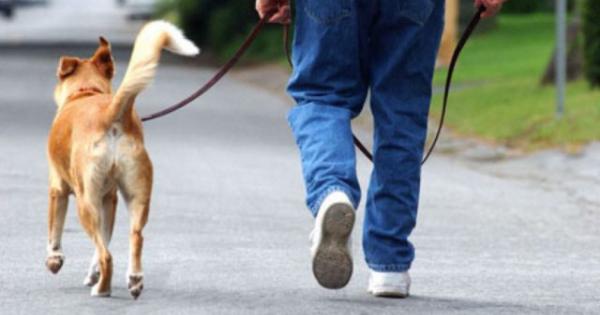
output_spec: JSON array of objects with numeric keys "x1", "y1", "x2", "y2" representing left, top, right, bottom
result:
[{"x1": 108, "y1": 20, "x2": 199, "y2": 122}]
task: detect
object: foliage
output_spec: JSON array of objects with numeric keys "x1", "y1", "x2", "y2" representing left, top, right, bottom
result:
[
  {"x1": 582, "y1": 0, "x2": 600, "y2": 87},
  {"x1": 502, "y1": 0, "x2": 545, "y2": 14},
  {"x1": 459, "y1": 0, "x2": 496, "y2": 32},
  {"x1": 501, "y1": 0, "x2": 575, "y2": 14},
  {"x1": 156, "y1": 0, "x2": 283, "y2": 61}
]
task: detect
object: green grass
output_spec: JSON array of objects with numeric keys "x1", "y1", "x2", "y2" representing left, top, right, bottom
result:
[{"x1": 431, "y1": 13, "x2": 600, "y2": 151}]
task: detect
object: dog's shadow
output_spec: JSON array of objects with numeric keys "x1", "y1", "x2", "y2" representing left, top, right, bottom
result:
[
  {"x1": 54, "y1": 284, "x2": 547, "y2": 314},
  {"x1": 85, "y1": 287, "x2": 537, "y2": 314}
]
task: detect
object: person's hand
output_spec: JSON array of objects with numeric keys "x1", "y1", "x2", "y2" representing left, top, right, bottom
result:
[
  {"x1": 255, "y1": 0, "x2": 291, "y2": 24},
  {"x1": 474, "y1": 0, "x2": 506, "y2": 19}
]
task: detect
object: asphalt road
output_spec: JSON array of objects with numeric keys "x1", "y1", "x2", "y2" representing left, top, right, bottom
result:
[
  {"x1": 2, "y1": 1, "x2": 600, "y2": 315},
  {"x1": 2, "y1": 45, "x2": 600, "y2": 315}
]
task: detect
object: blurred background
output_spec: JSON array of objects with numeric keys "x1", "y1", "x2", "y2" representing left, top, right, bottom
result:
[
  {"x1": 2, "y1": 0, "x2": 599, "y2": 152},
  {"x1": 156, "y1": 0, "x2": 600, "y2": 153},
  {"x1": 2, "y1": 0, "x2": 600, "y2": 313}
]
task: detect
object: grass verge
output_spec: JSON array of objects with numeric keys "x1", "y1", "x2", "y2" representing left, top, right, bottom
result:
[{"x1": 431, "y1": 13, "x2": 600, "y2": 152}]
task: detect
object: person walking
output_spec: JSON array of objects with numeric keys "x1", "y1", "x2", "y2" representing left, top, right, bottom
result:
[{"x1": 256, "y1": 0, "x2": 506, "y2": 297}]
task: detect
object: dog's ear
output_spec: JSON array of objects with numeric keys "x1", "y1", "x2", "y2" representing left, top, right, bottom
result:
[
  {"x1": 57, "y1": 57, "x2": 80, "y2": 80},
  {"x1": 91, "y1": 36, "x2": 115, "y2": 79},
  {"x1": 99, "y1": 36, "x2": 110, "y2": 47}
]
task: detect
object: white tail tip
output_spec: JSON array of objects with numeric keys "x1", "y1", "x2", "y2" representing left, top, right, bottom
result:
[{"x1": 145, "y1": 20, "x2": 200, "y2": 57}]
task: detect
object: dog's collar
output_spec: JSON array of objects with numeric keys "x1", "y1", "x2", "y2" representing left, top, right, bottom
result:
[{"x1": 67, "y1": 87, "x2": 105, "y2": 102}]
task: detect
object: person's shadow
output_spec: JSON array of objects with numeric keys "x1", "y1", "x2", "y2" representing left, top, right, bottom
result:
[{"x1": 326, "y1": 294, "x2": 539, "y2": 314}]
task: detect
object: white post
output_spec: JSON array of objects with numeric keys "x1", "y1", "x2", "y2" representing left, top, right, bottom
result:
[{"x1": 556, "y1": 0, "x2": 567, "y2": 118}]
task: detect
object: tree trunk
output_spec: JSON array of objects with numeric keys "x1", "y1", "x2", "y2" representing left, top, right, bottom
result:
[
  {"x1": 540, "y1": 1, "x2": 584, "y2": 85},
  {"x1": 438, "y1": 0, "x2": 459, "y2": 67}
]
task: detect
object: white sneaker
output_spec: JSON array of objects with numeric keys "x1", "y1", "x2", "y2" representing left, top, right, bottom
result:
[
  {"x1": 310, "y1": 191, "x2": 355, "y2": 289},
  {"x1": 368, "y1": 270, "x2": 411, "y2": 298}
]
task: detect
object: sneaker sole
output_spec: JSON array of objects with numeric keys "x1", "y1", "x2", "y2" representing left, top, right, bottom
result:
[
  {"x1": 369, "y1": 289, "x2": 409, "y2": 299},
  {"x1": 312, "y1": 202, "x2": 355, "y2": 289}
]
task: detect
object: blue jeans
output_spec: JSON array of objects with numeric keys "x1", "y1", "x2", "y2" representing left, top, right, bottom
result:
[{"x1": 287, "y1": 0, "x2": 444, "y2": 272}]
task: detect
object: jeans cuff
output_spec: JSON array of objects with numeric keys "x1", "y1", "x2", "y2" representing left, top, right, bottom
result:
[
  {"x1": 367, "y1": 263, "x2": 411, "y2": 273},
  {"x1": 310, "y1": 186, "x2": 355, "y2": 217}
]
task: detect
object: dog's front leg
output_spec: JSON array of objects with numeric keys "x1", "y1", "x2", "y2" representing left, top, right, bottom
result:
[
  {"x1": 77, "y1": 195, "x2": 114, "y2": 297},
  {"x1": 84, "y1": 190, "x2": 117, "y2": 287},
  {"x1": 46, "y1": 174, "x2": 69, "y2": 274}
]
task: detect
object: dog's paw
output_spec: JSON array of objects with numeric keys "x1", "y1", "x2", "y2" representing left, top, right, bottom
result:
[
  {"x1": 83, "y1": 271, "x2": 100, "y2": 287},
  {"x1": 128, "y1": 274, "x2": 144, "y2": 300},
  {"x1": 45, "y1": 254, "x2": 65, "y2": 274},
  {"x1": 90, "y1": 284, "x2": 111, "y2": 297}
]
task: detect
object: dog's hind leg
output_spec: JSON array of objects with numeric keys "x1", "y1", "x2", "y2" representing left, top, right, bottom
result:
[
  {"x1": 121, "y1": 158, "x2": 152, "y2": 300},
  {"x1": 126, "y1": 195, "x2": 150, "y2": 300},
  {"x1": 77, "y1": 189, "x2": 114, "y2": 297},
  {"x1": 84, "y1": 189, "x2": 117, "y2": 287},
  {"x1": 46, "y1": 167, "x2": 69, "y2": 274}
]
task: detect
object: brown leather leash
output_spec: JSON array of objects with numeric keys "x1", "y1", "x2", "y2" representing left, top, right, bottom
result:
[
  {"x1": 142, "y1": 6, "x2": 486, "y2": 165},
  {"x1": 420, "y1": 5, "x2": 485, "y2": 165},
  {"x1": 141, "y1": 12, "x2": 273, "y2": 122}
]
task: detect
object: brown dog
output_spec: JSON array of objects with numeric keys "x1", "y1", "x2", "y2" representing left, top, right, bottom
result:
[{"x1": 46, "y1": 21, "x2": 199, "y2": 298}]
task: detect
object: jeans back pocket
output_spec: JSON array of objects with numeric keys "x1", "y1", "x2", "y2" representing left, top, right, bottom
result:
[
  {"x1": 397, "y1": 0, "x2": 435, "y2": 26},
  {"x1": 304, "y1": 0, "x2": 352, "y2": 25}
]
